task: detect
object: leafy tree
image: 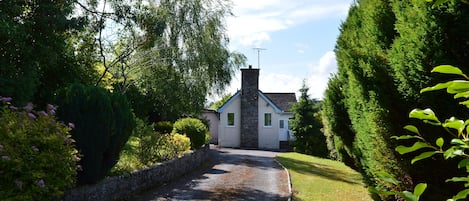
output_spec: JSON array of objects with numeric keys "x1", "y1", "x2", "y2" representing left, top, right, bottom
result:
[
  {"x1": 209, "y1": 93, "x2": 232, "y2": 110},
  {"x1": 74, "y1": 0, "x2": 246, "y2": 121},
  {"x1": 290, "y1": 81, "x2": 328, "y2": 158},
  {"x1": 0, "y1": 0, "x2": 94, "y2": 106}
]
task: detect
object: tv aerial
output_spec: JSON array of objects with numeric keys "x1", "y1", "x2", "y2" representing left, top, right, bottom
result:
[{"x1": 253, "y1": 47, "x2": 266, "y2": 68}]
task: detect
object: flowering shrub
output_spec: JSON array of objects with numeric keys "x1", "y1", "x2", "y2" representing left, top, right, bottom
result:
[{"x1": 0, "y1": 97, "x2": 78, "y2": 200}]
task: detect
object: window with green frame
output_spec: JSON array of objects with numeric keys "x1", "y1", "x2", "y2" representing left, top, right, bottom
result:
[
  {"x1": 227, "y1": 113, "x2": 235, "y2": 126},
  {"x1": 264, "y1": 113, "x2": 272, "y2": 127}
]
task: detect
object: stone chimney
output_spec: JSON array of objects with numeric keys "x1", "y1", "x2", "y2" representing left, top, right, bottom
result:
[{"x1": 240, "y1": 64, "x2": 259, "y2": 148}]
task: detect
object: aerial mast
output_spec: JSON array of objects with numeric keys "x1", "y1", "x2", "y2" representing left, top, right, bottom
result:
[{"x1": 253, "y1": 47, "x2": 266, "y2": 68}]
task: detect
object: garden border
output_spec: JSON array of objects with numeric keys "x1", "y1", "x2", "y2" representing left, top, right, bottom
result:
[{"x1": 63, "y1": 145, "x2": 210, "y2": 201}]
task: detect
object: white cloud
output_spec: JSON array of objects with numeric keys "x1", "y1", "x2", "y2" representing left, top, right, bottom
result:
[
  {"x1": 227, "y1": 1, "x2": 350, "y2": 48},
  {"x1": 259, "y1": 73, "x2": 303, "y2": 94},
  {"x1": 307, "y1": 51, "x2": 338, "y2": 99}
]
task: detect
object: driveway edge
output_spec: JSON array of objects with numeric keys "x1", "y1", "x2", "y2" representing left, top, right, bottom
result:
[{"x1": 274, "y1": 158, "x2": 293, "y2": 201}]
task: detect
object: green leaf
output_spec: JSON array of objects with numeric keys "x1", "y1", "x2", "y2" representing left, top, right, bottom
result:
[
  {"x1": 375, "y1": 172, "x2": 399, "y2": 185},
  {"x1": 409, "y1": 109, "x2": 440, "y2": 125},
  {"x1": 398, "y1": 191, "x2": 418, "y2": 201},
  {"x1": 421, "y1": 81, "x2": 452, "y2": 93},
  {"x1": 436, "y1": 138, "x2": 444, "y2": 148},
  {"x1": 452, "y1": 189, "x2": 469, "y2": 201},
  {"x1": 454, "y1": 91, "x2": 469, "y2": 99},
  {"x1": 392, "y1": 135, "x2": 422, "y2": 141},
  {"x1": 414, "y1": 183, "x2": 427, "y2": 197},
  {"x1": 459, "y1": 100, "x2": 469, "y2": 108},
  {"x1": 447, "y1": 81, "x2": 469, "y2": 94},
  {"x1": 368, "y1": 187, "x2": 396, "y2": 196},
  {"x1": 403, "y1": 125, "x2": 420, "y2": 135},
  {"x1": 443, "y1": 117, "x2": 465, "y2": 133},
  {"x1": 431, "y1": 65, "x2": 464, "y2": 76},
  {"x1": 444, "y1": 147, "x2": 465, "y2": 159},
  {"x1": 452, "y1": 139, "x2": 466, "y2": 146},
  {"x1": 446, "y1": 177, "x2": 469, "y2": 183},
  {"x1": 396, "y1": 142, "x2": 434, "y2": 155},
  {"x1": 411, "y1": 151, "x2": 437, "y2": 164},
  {"x1": 458, "y1": 159, "x2": 469, "y2": 169}
]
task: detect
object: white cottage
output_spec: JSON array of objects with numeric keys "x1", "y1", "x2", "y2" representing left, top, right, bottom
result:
[{"x1": 206, "y1": 65, "x2": 296, "y2": 150}]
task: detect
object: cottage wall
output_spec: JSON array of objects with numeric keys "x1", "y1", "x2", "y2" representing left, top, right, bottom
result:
[{"x1": 218, "y1": 97, "x2": 241, "y2": 147}]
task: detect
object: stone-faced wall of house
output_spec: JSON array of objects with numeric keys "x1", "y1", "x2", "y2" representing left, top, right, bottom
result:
[{"x1": 240, "y1": 65, "x2": 259, "y2": 148}]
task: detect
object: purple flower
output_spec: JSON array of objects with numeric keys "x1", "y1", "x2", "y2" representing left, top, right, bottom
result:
[
  {"x1": 0, "y1": 144, "x2": 3, "y2": 149},
  {"x1": 36, "y1": 179, "x2": 45, "y2": 188},
  {"x1": 15, "y1": 180, "x2": 22, "y2": 189},
  {"x1": 47, "y1": 104, "x2": 56, "y2": 115},
  {"x1": 23, "y1": 102, "x2": 34, "y2": 111},
  {"x1": 64, "y1": 137, "x2": 71, "y2": 144},
  {"x1": 2, "y1": 156, "x2": 10, "y2": 160},
  {"x1": 38, "y1": 111, "x2": 48, "y2": 116},
  {"x1": 68, "y1": 123, "x2": 75, "y2": 129},
  {"x1": 31, "y1": 146, "x2": 39, "y2": 152},
  {"x1": 8, "y1": 106, "x2": 17, "y2": 110},
  {"x1": 27, "y1": 113, "x2": 36, "y2": 119},
  {"x1": 1, "y1": 97, "x2": 12, "y2": 102}
]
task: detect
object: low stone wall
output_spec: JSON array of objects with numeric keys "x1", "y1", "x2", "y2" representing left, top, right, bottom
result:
[{"x1": 63, "y1": 145, "x2": 210, "y2": 201}]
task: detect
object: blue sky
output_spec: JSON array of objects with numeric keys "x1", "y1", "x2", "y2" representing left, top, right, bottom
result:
[{"x1": 224, "y1": 0, "x2": 353, "y2": 100}]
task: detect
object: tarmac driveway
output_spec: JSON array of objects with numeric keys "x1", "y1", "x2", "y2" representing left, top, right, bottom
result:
[{"x1": 133, "y1": 146, "x2": 291, "y2": 201}]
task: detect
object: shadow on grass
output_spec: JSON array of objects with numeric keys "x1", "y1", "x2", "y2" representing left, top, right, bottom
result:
[{"x1": 276, "y1": 155, "x2": 362, "y2": 185}]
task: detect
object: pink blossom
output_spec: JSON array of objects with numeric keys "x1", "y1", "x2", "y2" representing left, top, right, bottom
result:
[
  {"x1": 68, "y1": 123, "x2": 75, "y2": 129},
  {"x1": 23, "y1": 102, "x2": 34, "y2": 111},
  {"x1": 27, "y1": 113, "x2": 36, "y2": 119},
  {"x1": 47, "y1": 104, "x2": 56, "y2": 115},
  {"x1": 0, "y1": 97, "x2": 12, "y2": 102},
  {"x1": 2, "y1": 156, "x2": 10, "y2": 160},
  {"x1": 36, "y1": 179, "x2": 45, "y2": 188}
]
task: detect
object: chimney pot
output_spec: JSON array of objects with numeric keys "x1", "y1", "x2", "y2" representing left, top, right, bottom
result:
[{"x1": 249, "y1": 65, "x2": 252, "y2": 69}]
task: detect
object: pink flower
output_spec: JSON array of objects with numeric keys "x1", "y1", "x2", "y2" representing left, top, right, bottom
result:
[
  {"x1": 0, "y1": 97, "x2": 12, "y2": 102},
  {"x1": 2, "y1": 156, "x2": 10, "y2": 160},
  {"x1": 68, "y1": 123, "x2": 75, "y2": 129},
  {"x1": 47, "y1": 104, "x2": 56, "y2": 115},
  {"x1": 36, "y1": 179, "x2": 45, "y2": 188},
  {"x1": 27, "y1": 113, "x2": 36, "y2": 119},
  {"x1": 23, "y1": 102, "x2": 34, "y2": 111},
  {"x1": 38, "y1": 111, "x2": 48, "y2": 116}
]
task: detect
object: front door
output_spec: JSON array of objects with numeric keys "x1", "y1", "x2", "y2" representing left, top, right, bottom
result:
[{"x1": 278, "y1": 119, "x2": 289, "y2": 141}]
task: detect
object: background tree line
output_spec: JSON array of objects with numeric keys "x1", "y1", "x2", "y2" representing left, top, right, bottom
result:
[{"x1": 321, "y1": 0, "x2": 469, "y2": 200}]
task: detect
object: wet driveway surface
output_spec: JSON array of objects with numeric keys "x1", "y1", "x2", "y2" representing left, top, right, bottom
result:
[{"x1": 133, "y1": 146, "x2": 291, "y2": 201}]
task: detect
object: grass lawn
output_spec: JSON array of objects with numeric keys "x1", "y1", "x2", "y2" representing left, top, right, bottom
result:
[{"x1": 276, "y1": 152, "x2": 373, "y2": 201}]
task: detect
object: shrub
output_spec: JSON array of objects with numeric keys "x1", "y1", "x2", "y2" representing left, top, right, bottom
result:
[
  {"x1": 55, "y1": 84, "x2": 135, "y2": 184},
  {"x1": 166, "y1": 133, "x2": 191, "y2": 158},
  {"x1": 0, "y1": 97, "x2": 78, "y2": 200},
  {"x1": 155, "y1": 121, "x2": 173, "y2": 134},
  {"x1": 172, "y1": 117, "x2": 209, "y2": 149}
]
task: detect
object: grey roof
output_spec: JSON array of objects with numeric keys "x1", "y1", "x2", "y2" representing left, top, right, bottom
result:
[{"x1": 263, "y1": 92, "x2": 297, "y2": 112}]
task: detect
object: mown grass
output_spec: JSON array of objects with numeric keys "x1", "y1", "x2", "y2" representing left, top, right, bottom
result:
[{"x1": 276, "y1": 152, "x2": 372, "y2": 201}]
